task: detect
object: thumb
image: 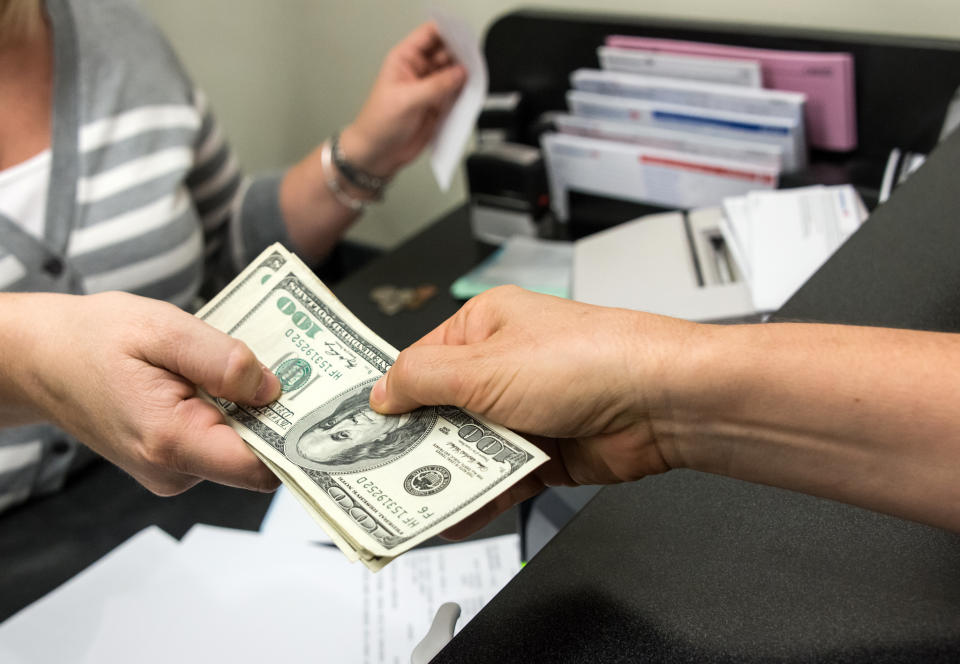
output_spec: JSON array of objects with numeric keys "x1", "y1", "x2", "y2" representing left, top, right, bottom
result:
[
  {"x1": 370, "y1": 343, "x2": 479, "y2": 414},
  {"x1": 140, "y1": 308, "x2": 281, "y2": 406}
]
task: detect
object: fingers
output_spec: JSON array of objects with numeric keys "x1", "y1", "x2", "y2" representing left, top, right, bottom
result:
[
  {"x1": 164, "y1": 397, "x2": 280, "y2": 493},
  {"x1": 140, "y1": 307, "x2": 280, "y2": 407},
  {"x1": 408, "y1": 317, "x2": 458, "y2": 348},
  {"x1": 441, "y1": 474, "x2": 545, "y2": 541},
  {"x1": 407, "y1": 64, "x2": 466, "y2": 110},
  {"x1": 371, "y1": 287, "x2": 532, "y2": 414},
  {"x1": 527, "y1": 439, "x2": 579, "y2": 488},
  {"x1": 397, "y1": 21, "x2": 444, "y2": 58},
  {"x1": 430, "y1": 48, "x2": 453, "y2": 70},
  {"x1": 370, "y1": 342, "x2": 480, "y2": 414},
  {"x1": 409, "y1": 287, "x2": 515, "y2": 350}
]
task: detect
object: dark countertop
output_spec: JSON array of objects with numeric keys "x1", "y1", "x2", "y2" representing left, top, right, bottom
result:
[{"x1": 431, "y1": 93, "x2": 960, "y2": 664}]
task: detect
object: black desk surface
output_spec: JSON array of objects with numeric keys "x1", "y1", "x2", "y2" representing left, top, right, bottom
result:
[
  {"x1": 330, "y1": 204, "x2": 496, "y2": 350},
  {"x1": 430, "y1": 133, "x2": 960, "y2": 662}
]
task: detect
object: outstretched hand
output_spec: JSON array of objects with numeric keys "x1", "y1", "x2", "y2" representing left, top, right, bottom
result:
[
  {"x1": 6, "y1": 291, "x2": 281, "y2": 496},
  {"x1": 370, "y1": 286, "x2": 698, "y2": 538}
]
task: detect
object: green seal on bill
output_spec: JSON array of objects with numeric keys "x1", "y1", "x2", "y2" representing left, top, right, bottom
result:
[{"x1": 275, "y1": 358, "x2": 312, "y2": 392}]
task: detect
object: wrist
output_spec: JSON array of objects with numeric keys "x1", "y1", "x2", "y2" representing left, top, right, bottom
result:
[
  {"x1": 0, "y1": 293, "x2": 58, "y2": 423},
  {"x1": 339, "y1": 124, "x2": 398, "y2": 180},
  {"x1": 634, "y1": 314, "x2": 732, "y2": 472}
]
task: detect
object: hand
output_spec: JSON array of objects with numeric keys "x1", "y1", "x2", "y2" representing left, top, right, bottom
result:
[
  {"x1": 340, "y1": 21, "x2": 467, "y2": 178},
  {"x1": 369, "y1": 286, "x2": 700, "y2": 538},
  {"x1": 4, "y1": 292, "x2": 282, "y2": 496},
  {"x1": 280, "y1": 22, "x2": 465, "y2": 261}
]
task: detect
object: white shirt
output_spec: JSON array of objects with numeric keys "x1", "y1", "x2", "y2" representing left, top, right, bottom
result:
[{"x1": 0, "y1": 149, "x2": 51, "y2": 239}]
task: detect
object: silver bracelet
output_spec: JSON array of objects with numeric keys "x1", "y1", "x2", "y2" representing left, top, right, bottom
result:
[
  {"x1": 321, "y1": 140, "x2": 365, "y2": 213},
  {"x1": 331, "y1": 131, "x2": 389, "y2": 197}
]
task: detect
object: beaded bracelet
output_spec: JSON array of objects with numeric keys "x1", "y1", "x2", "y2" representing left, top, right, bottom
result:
[
  {"x1": 321, "y1": 140, "x2": 365, "y2": 213},
  {"x1": 331, "y1": 131, "x2": 389, "y2": 198}
]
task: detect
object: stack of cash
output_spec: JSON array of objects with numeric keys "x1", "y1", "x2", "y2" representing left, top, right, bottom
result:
[{"x1": 197, "y1": 244, "x2": 548, "y2": 571}]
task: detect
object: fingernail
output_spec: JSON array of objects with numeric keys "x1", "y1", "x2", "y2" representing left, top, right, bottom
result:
[
  {"x1": 370, "y1": 372, "x2": 388, "y2": 408},
  {"x1": 254, "y1": 365, "x2": 281, "y2": 403}
]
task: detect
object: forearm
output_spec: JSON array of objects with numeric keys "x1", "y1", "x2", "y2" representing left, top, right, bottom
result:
[
  {"x1": 0, "y1": 292, "x2": 53, "y2": 426},
  {"x1": 657, "y1": 321, "x2": 960, "y2": 531}
]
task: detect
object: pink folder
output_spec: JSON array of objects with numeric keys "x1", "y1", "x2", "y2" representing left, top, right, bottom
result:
[{"x1": 606, "y1": 35, "x2": 857, "y2": 152}]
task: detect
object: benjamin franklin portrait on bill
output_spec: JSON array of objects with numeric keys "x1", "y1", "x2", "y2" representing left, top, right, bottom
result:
[{"x1": 284, "y1": 381, "x2": 435, "y2": 473}]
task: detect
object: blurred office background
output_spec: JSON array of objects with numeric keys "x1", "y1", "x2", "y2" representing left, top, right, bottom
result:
[{"x1": 140, "y1": 0, "x2": 960, "y2": 252}]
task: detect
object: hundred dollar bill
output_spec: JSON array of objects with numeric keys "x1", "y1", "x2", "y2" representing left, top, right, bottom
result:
[{"x1": 196, "y1": 244, "x2": 548, "y2": 570}]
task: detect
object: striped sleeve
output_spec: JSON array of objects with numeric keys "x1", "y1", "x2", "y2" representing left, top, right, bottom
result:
[{"x1": 188, "y1": 89, "x2": 293, "y2": 297}]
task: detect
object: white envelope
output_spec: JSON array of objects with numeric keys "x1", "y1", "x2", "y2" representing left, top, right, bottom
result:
[
  {"x1": 567, "y1": 89, "x2": 805, "y2": 171},
  {"x1": 598, "y1": 46, "x2": 762, "y2": 88},
  {"x1": 554, "y1": 112, "x2": 782, "y2": 170},
  {"x1": 572, "y1": 68, "x2": 807, "y2": 161}
]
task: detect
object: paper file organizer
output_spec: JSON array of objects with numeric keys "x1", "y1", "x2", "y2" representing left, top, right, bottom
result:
[
  {"x1": 606, "y1": 35, "x2": 856, "y2": 151},
  {"x1": 484, "y1": 9, "x2": 960, "y2": 199}
]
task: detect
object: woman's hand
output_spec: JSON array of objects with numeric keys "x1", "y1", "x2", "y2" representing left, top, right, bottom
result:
[
  {"x1": 280, "y1": 21, "x2": 466, "y2": 262},
  {"x1": 1, "y1": 291, "x2": 282, "y2": 496}
]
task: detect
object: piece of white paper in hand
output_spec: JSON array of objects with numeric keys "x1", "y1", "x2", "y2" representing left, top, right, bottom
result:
[{"x1": 429, "y1": 9, "x2": 488, "y2": 191}]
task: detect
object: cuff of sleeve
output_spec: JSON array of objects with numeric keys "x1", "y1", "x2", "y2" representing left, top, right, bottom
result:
[{"x1": 237, "y1": 172, "x2": 295, "y2": 264}]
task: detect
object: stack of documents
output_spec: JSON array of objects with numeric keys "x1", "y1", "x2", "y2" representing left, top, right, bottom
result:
[
  {"x1": 564, "y1": 89, "x2": 803, "y2": 171},
  {"x1": 605, "y1": 35, "x2": 857, "y2": 151},
  {"x1": 0, "y1": 524, "x2": 521, "y2": 663},
  {"x1": 540, "y1": 39, "x2": 830, "y2": 220},
  {"x1": 719, "y1": 185, "x2": 868, "y2": 311}
]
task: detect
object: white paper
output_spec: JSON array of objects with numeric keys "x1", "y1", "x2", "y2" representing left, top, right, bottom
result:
[
  {"x1": 365, "y1": 534, "x2": 519, "y2": 661},
  {"x1": 429, "y1": 10, "x2": 488, "y2": 191},
  {"x1": 720, "y1": 185, "x2": 867, "y2": 311},
  {"x1": 720, "y1": 194, "x2": 754, "y2": 281},
  {"x1": 0, "y1": 527, "x2": 179, "y2": 664},
  {"x1": 259, "y1": 484, "x2": 333, "y2": 543},
  {"x1": 86, "y1": 525, "x2": 362, "y2": 663},
  {"x1": 13, "y1": 524, "x2": 521, "y2": 664}
]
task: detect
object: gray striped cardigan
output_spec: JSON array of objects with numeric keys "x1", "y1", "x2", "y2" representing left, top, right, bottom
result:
[{"x1": 0, "y1": 0, "x2": 294, "y2": 512}]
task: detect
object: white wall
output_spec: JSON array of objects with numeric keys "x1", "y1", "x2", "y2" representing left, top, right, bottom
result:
[{"x1": 140, "y1": 0, "x2": 960, "y2": 249}]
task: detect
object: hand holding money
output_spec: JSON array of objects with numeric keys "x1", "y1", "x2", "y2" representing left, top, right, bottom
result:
[
  {"x1": 0, "y1": 290, "x2": 282, "y2": 496},
  {"x1": 197, "y1": 244, "x2": 548, "y2": 570},
  {"x1": 369, "y1": 285, "x2": 681, "y2": 538}
]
